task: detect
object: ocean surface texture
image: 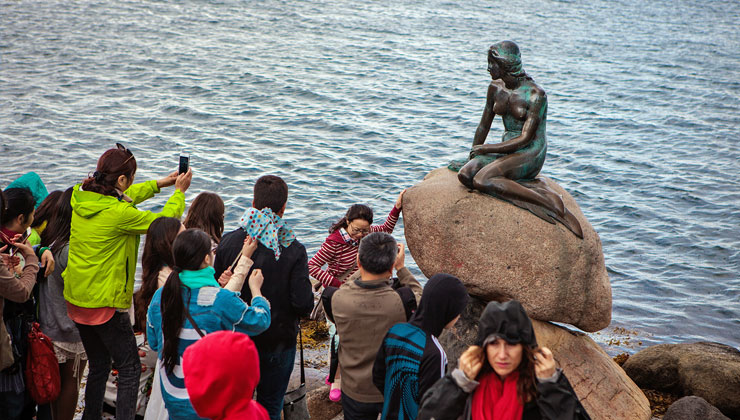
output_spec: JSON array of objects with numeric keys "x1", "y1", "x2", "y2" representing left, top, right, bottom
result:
[{"x1": 1, "y1": 0, "x2": 738, "y2": 352}]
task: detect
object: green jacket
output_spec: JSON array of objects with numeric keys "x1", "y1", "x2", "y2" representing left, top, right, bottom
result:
[{"x1": 63, "y1": 180, "x2": 185, "y2": 309}]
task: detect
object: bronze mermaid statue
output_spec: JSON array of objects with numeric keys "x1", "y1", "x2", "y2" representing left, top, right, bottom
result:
[{"x1": 453, "y1": 41, "x2": 582, "y2": 238}]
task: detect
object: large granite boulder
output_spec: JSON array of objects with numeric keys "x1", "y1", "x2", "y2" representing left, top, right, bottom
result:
[
  {"x1": 663, "y1": 396, "x2": 730, "y2": 420},
  {"x1": 622, "y1": 342, "x2": 740, "y2": 418},
  {"x1": 438, "y1": 297, "x2": 651, "y2": 420},
  {"x1": 403, "y1": 167, "x2": 611, "y2": 332}
]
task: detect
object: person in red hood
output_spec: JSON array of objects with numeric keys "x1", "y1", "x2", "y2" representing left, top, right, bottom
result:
[{"x1": 182, "y1": 330, "x2": 269, "y2": 420}]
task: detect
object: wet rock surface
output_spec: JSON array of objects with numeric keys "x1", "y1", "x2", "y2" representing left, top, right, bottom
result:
[{"x1": 623, "y1": 342, "x2": 740, "y2": 419}]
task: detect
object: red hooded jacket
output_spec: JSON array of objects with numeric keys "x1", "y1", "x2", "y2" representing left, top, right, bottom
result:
[{"x1": 183, "y1": 331, "x2": 269, "y2": 420}]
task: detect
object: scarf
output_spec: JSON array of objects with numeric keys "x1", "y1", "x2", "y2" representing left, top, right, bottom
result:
[
  {"x1": 338, "y1": 228, "x2": 358, "y2": 247},
  {"x1": 238, "y1": 207, "x2": 296, "y2": 260},
  {"x1": 471, "y1": 371, "x2": 523, "y2": 420},
  {"x1": 179, "y1": 266, "x2": 219, "y2": 289}
]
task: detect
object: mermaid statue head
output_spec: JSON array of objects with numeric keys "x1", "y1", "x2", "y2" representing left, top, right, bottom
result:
[{"x1": 488, "y1": 41, "x2": 528, "y2": 80}]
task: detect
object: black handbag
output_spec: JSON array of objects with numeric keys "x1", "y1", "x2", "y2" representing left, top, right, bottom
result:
[{"x1": 283, "y1": 323, "x2": 310, "y2": 420}]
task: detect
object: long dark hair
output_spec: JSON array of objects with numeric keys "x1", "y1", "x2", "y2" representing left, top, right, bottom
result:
[
  {"x1": 479, "y1": 344, "x2": 538, "y2": 404},
  {"x1": 31, "y1": 190, "x2": 62, "y2": 230},
  {"x1": 329, "y1": 204, "x2": 374, "y2": 233},
  {"x1": 81, "y1": 147, "x2": 137, "y2": 197},
  {"x1": 183, "y1": 192, "x2": 224, "y2": 245},
  {"x1": 40, "y1": 188, "x2": 74, "y2": 253},
  {"x1": 160, "y1": 228, "x2": 211, "y2": 374},
  {"x1": 134, "y1": 217, "x2": 182, "y2": 333},
  {"x1": 1, "y1": 188, "x2": 35, "y2": 228}
]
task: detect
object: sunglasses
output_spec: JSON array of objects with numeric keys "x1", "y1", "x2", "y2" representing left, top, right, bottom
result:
[{"x1": 116, "y1": 142, "x2": 135, "y2": 165}]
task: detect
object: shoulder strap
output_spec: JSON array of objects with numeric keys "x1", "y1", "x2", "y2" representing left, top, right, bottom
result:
[
  {"x1": 182, "y1": 289, "x2": 205, "y2": 338},
  {"x1": 298, "y1": 321, "x2": 305, "y2": 385}
]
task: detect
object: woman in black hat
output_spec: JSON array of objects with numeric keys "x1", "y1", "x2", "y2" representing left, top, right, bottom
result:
[{"x1": 416, "y1": 300, "x2": 590, "y2": 420}]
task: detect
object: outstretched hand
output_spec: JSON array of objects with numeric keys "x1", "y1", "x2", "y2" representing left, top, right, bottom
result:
[
  {"x1": 534, "y1": 347, "x2": 557, "y2": 379},
  {"x1": 394, "y1": 189, "x2": 406, "y2": 210},
  {"x1": 157, "y1": 171, "x2": 179, "y2": 189},
  {"x1": 241, "y1": 236, "x2": 258, "y2": 259},
  {"x1": 174, "y1": 168, "x2": 192, "y2": 193}
]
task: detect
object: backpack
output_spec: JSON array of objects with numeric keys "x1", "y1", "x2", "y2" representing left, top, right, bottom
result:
[{"x1": 25, "y1": 322, "x2": 61, "y2": 404}]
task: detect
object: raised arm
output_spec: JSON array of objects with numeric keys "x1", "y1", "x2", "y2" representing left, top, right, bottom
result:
[
  {"x1": 394, "y1": 244, "x2": 422, "y2": 302},
  {"x1": 475, "y1": 90, "x2": 545, "y2": 155},
  {"x1": 472, "y1": 83, "x2": 499, "y2": 148},
  {"x1": 370, "y1": 203, "x2": 401, "y2": 234}
]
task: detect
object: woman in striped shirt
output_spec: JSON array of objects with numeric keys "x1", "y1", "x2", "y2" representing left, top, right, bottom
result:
[
  {"x1": 308, "y1": 190, "x2": 405, "y2": 401},
  {"x1": 309, "y1": 190, "x2": 405, "y2": 288}
]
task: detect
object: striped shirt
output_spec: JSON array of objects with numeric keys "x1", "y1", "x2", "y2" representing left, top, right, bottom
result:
[{"x1": 309, "y1": 206, "x2": 401, "y2": 287}]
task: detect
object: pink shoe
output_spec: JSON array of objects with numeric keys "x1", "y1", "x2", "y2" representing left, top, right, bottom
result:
[
  {"x1": 329, "y1": 388, "x2": 341, "y2": 402},
  {"x1": 325, "y1": 375, "x2": 331, "y2": 386}
]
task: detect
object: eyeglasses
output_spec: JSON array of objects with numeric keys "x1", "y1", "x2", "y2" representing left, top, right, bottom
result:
[{"x1": 347, "y1": 224, "x2": 370, "y2": 236}]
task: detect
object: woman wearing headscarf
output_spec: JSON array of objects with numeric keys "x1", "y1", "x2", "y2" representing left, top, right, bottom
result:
[
  {"x1": 373, "y1": 273, "x2": 469, "y2": 420},
  {"x1": 416, "y1": 300, "x2": 590, "y2": 420}
]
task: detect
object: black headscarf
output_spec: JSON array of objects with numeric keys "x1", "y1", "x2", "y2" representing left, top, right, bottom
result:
[
  {"x1": 409, "y1": 273, "x2": 469, "y2": 337},
  {"x1": 475, "y1": 300, "x2": 537, "y2": 348}
]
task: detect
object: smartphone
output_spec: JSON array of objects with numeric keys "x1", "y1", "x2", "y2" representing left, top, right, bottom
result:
[
  {"x1": 8, "y1": 230, "x2": 30, "y2": 257},
  {"x1": 179, "y1": 153, "x2": 190, "y2": 174}
]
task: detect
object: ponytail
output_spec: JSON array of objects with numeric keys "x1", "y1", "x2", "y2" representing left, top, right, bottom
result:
[
  {"x1": 158, "y1": 229, "x2": 212, "y2": 375},
  {"x1": 160, "y1": 267, "x2": 187, "y2": 374},
  {"x1": 82, "y1": 147, "x2": 137, "y2": 197}
]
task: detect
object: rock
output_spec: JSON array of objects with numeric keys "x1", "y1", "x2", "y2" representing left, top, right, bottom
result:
[
  {"x1": 623, "y1": 342, "x2": 740, "y2": 418},
  {"x1": 438, "y1": 297, "x2": 651, "y2": 420},
  {"x1": 307, "y1": 387, "x2": 343, "y2": 420},
  {"x1": 287, "y1": 361, "x2": 326, "y2": 394},
  {"x1": 663, "y1": 396, "x2": 730, "y2": 420},
  {"x1": 403, "y1": 167, "x2": 611, "y2": 332}
]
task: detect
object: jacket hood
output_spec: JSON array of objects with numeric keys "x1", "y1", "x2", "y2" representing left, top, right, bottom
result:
[
  {"x1": 409, "y1": 273, "x2": 469, "y2": 337},
  {"x1": 70, "y1": 184, "x2": 117, "y2": 219},
  {"x1": 7, "y1": 172, "x2": 48, "y2": 208},
  {"x1": 325, "y1": 229, "x2": 349, "y2": 245},
  {"x1": 476, "y1": 300, "x2": 537, "y2": 348},
  {"x1": 183, "y1": 331, "x2": 269, "y2": 420}
]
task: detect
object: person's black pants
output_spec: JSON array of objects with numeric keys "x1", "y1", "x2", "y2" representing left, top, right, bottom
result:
[
  {"x1": 76, "y1": 311, "x2": 140, "y2": 420},
  {"x1": 341, "y1": 391, "x2": 382, "y2": 420}
]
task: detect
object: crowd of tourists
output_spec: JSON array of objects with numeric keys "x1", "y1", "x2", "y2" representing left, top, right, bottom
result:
[{"x1": 0, "y1": 144, "x2": 590, "y2": 420}]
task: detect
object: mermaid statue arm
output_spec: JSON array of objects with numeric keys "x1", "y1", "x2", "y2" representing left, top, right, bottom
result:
[
  {"x1": 472, "y1": 90, "x2": 545, "y2": 156},
  {"x1": 471, "y1": 83, "x2": 498, "y2": 148}
]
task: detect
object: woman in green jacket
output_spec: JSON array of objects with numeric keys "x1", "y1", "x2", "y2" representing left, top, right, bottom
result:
[{"x1": 63, "y1": 143, "x2": 192, "y2": 420}]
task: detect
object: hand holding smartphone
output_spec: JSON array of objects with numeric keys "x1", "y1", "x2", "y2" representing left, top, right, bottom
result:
[{"x1": 179, "y1": 152, "x2": 190, "y2": 174}]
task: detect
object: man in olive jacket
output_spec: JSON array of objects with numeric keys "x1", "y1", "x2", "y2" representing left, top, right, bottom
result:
[{"x1": 331, "y1": 232, "x2": 422, "y2": 420}]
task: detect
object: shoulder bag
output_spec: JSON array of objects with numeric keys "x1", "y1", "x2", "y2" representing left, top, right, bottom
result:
[{"x1": 283, "y1": 323, "x2": 309, "y2": 420}]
